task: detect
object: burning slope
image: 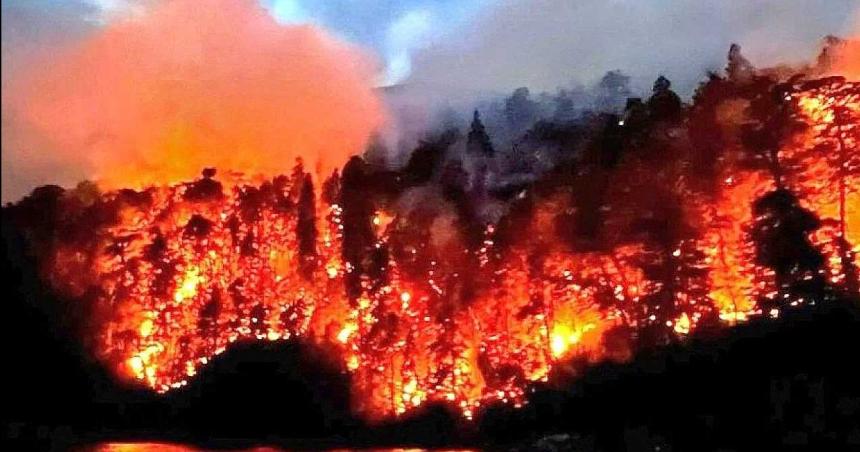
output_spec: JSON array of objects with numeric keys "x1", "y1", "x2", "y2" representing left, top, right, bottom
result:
[
  {"x1": 9, "y1": 72, "x2": 859, "y2": 421},
  {"x1": 4, "y1": 0, "x2": 384, "y2": 190}
]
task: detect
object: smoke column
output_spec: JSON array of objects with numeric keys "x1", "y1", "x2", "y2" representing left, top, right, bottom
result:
[{"x1": 2, "y1": 0, "x2": 385, "y2": 200}]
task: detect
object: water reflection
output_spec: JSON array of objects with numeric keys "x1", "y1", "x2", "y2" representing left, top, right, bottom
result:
[
  {"x1": 88, "y1": 444, "x2": 194, "y2": 452},
  {"x1": 85, "y1": 443, "x2": 475, "y2": 452}
]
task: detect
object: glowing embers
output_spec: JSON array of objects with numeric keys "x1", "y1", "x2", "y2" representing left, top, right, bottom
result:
[
  {"x1": 40, "y1": 78, "x2": 860, "y2": 421},
  {"x1": 789, "y1": 82, "x2": 860, "y2": 290},
  {"x1": 63, "y1": 180, "x2": 652, "y2": 420}
]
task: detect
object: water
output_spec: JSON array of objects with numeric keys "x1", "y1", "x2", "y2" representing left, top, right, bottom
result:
[{"x1": 82, "y1": 443, "x2": 476, "y2": 452}]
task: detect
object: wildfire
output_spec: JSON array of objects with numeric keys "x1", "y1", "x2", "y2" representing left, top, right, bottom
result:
[{"x1": 17, "y1": 76, "x2": 858, "y2": 422}]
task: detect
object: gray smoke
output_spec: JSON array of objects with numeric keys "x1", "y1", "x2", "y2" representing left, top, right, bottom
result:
[{"x1": 405, "y1": 0, "x2": 859, "y2": 97}]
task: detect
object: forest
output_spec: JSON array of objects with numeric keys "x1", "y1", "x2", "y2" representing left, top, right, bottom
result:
[{"x1": 4, "y1": 39, "x2": 860, "y2": 448}]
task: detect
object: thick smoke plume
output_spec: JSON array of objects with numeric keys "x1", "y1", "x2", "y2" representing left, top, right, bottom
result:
[
  {"x1": 404, "y1": 0, "x2": 859, "y2": 97},
  {"x1": 3, "y1": 0, "x2": 385, "y2": 199}
]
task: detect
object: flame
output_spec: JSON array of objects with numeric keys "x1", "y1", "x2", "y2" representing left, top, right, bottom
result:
[
  {"x1": 702, "y1": 171, "x2": 774, "y2": 321},
  {"x1": 24, "y1": 76, "x2": 860, "y2": 422}
]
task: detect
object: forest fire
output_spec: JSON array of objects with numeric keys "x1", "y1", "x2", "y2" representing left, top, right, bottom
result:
[{"x1": 7, "y1": 60, "x2": 859, "y2": 423}]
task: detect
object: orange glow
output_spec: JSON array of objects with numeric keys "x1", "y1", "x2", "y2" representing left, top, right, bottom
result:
[
  {"x1": 826, "y1": 37, "x2": 860, "y2": 80},
  {"x1": 32, "y1": 75, "x2": 859, "y2": 422},
  {"x1": 5, "y1": 0, "x2": 385, "y2": 190},
  {"x1": 702, "y1": 171, "x2": 774, "y2": 321},
  {"x1": 790, "y1": 82, "x2": 860, "y2": 285}
]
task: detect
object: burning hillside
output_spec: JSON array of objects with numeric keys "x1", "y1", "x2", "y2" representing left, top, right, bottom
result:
[{"x1": 8, "y1": 52, "x2": 858, "y2": 422}]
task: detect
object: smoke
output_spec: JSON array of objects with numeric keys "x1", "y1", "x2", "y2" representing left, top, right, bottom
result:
[
  {"x1": 404, "y1": 0, "x2": 860, "y2": 98},
  {"x1": 827, "y1": 10, "x2": 860, "y2": 79},
  {"x1": 2, "y1": 0, "x2": 385, "y2": 202}
]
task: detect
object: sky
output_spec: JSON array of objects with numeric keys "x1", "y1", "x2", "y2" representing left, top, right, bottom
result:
[
  {"x1": 260, "y1": 0, "x2": 490, "y2": 86},
  {"x1": 0, "y1": 0, "x2": 490, "y2": 86},
  {"x1": 4, "y1": 0, "x2": 859, "y2": 93}
]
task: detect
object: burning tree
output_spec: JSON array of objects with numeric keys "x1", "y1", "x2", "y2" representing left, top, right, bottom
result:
[
  {"x1": 791, "y1": 79, "x2": 860, "y2": 293},
  {"x1": 5, "y1": 40, "x2": 859, "y2": 423},
  {"x1": 751, "y1": 189, "x2": 827, "y2": 309}
]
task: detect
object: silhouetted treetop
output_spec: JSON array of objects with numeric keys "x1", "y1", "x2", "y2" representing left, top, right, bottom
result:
[
  {"x1": 647, "y1": 76, "x2": 682, "y2": 122},
  {"x1": 467, "y1": 110, "x2": 495, "y2": 157}
]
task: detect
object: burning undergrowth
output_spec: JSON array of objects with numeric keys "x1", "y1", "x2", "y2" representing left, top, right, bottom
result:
[{"x1": 6, "y1": 43, "x2": 859, "y2": 423}]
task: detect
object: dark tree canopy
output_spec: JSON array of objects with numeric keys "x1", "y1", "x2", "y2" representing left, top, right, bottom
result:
[
  {"x1": 405, "y1": 128, "x2": 460, "y2": 184},
  {"x1": 505, "y1": 87, "x2": 539, "y2": 132},
  {"x1": 647, "y1": 76, "x2": 682, "y2": 122},
  {"x1": 553, "y1": 89, "x2": 577, "y2": 122},
  {"x1": 467, "y1": 110, "x2": 495, "y2": 157},
  {"x1": 340, "y1": 156, "x2": 376, "y2": 302},
  {"x1": 752, "y1": 189, "x2": 827, "y2": 305},
  {"x1": 596, "y1": 70, "x2": 632, "y2": 112},
  {"x1": 297, "y1": 173, "x2": 317, "y2": 277},
  {"x1": 726, "y1": 43, "x2": 754, "y2": 82}
]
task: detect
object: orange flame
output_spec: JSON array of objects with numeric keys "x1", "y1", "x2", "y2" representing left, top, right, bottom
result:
[{"x1": 30, "y1": 77, "x2": 860, "y2": 421}]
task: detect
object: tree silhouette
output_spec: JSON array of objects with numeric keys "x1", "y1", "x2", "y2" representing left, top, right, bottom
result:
[
  {"x1": 321, "y1": 170, "x2": 340, "y2": 206},
  {"x1": 596, "y1": 70, "x2": 632, "y2": 112},
  {"x1": 398, "y1": 129, "x2": 459, "y2": 188},
  {"x1": 740, "y1": 81, "x2": 806, "y2": 188},
  {"x1": 467, "y1": 110, "x2": 495, "y2": 157},
  {"x1": 297, "y1": 173, "x2": 317, "y2": 279},
  {"x1": 553, "y1": 89, "x2": 577, "y2": 122},
  {"x1": 726, "y1": 43, "x2": 754, "y2": 82},
  {"x1": 647, "y1": 76, "x2": 682, "y2": 123},
  {"x1": 505, "y1": 87, "x2": 539, "y2": 132},
  {"x1": 340, "y1": 157, "x2": 376, "y2": 303},
  {"x1": 688, "y1": 72, "x2": 736, "y2": 182},
  {"x1": 751, "y1": 189, "x2": 827, "y2": 308}
]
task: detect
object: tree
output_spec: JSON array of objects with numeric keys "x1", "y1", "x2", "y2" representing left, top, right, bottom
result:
[
  {"x1": 595, "y1": 70, "x2": 632, "y2": 112},
  {"x1": 363, "y1": 133, "x2": 389, "y2": 170},
  {"x1": 793, "y1": 79, "x2": 860, "y2": 293},
  {"x1": 289, "y1": 158, "x2": 305, "y2": 201},
  {"x1": 440, "y1": 159, "x2": 468, "y2": 197},
  {"x1": 726, "y1": 43, "x2": 754, "y2": 82},
  {"x1": 467, "y1": 110, "x2": 495, "y2": 157},
  {"x1": 297, "y1": 173, "x2": 317, "y2": 278},
  {"x1": 340, "y1": 157, "x2": 376, "y2": 302},
  {"x1": 751, "y1": 189, "x2": 827, "y2": 307},
  {"x1": 505, "y1": 87, "x2": 539, "y2": 132},
  {"x1": 688, "y1": 72, "x2": 735, "y2": 182},
  {"x1": 634, "y1": 190, "x2": 689, "y2": 346},
  {"x1": 321, "y1": 170, "x2": 340, "y2": 206},
  {"x1": 621, "y1": 98, "x2": 649, "y2": 146},
  {"x1": 647, "y1": 76, "x2": 682, "y2": 122},
  {"x1": 402, "y1": 128, "x2": 460, "y2": 185},
  {"x1": 553, "y1": 89, "x2": 577, "y2": 122},
  {"x1": 740, "y1": 81, "x2": 805, "y2": 188}
]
